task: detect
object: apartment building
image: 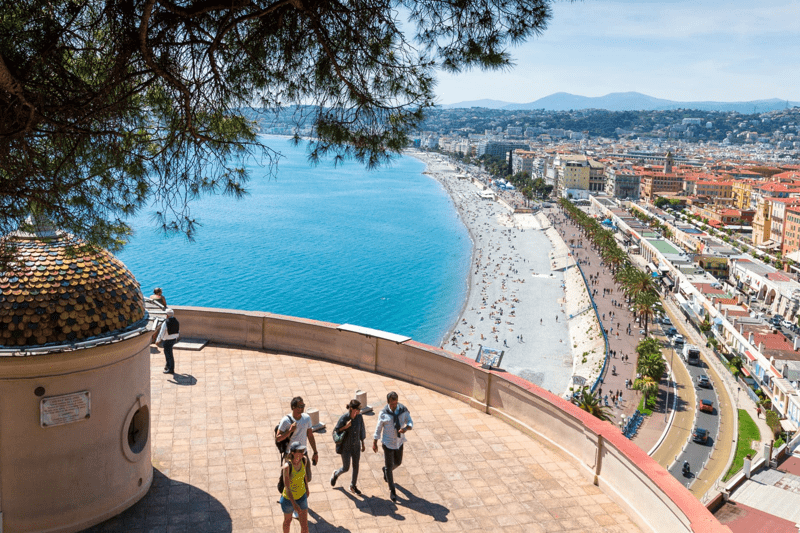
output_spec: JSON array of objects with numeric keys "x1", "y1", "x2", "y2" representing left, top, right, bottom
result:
[
  {"x1": 604, "y1": 165, "x2": 640, "y2": 199},
  {"x1": 769, "y1": 197, "x2": 800, "y2": 248},
  {"x1": 639, "y1": 170, "x2": 684, "y2": 202},
  {"x1": 732, "y1": 179, "x2": 755, "y2": 210},
  {"x1": 511, "y1": 149, "x2": 538, "y2": 176},
  {"x1": 783, "y1": 206, "x2": 800, "y2": 255},
  {"x1": 588, "y1": 159, "x2": 606, "y2": 192},
  {"x1": 477, "y1": 140, "x2": 530, "y2": 158},
  {"x1": 552, "y1": 154, "x2": 590, "y2": 195},
  {"x1": 695, "y1": 180, "x2": 733, "y2": 202}
]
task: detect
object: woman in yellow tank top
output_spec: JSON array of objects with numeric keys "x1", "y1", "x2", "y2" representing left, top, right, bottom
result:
[{"x1": 280, "y1": 442, "x2": 311, "y2": 533}]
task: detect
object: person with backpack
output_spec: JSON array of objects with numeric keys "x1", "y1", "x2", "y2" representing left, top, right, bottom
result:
[
  {"x1": 276, "y1": 397, "x2": 319, "y2": 471},
  {"x1": 372, "y1": 391, "x2": 413, "y2": 502},
  {"x1": 155, "y1": 308, "x2": 180, "y2": 374},
  {"x1": 280, "y1": 442, "x2": 311, "y2": 533},
  {"x1": 330, "y1": 399, "x2": 366, "y2": 495}
]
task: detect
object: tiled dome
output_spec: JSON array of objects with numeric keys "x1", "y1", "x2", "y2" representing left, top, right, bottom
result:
[{"x1": 0, "y1": 231, "x2": 146, "y2": 348}]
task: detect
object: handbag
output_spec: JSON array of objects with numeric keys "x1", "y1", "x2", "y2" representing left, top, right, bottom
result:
[{"x1": 333, "y1": 414, "x2": 350, "y2": 454}]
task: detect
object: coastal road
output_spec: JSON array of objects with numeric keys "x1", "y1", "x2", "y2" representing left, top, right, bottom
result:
[{"x1": 662, "y1": 296, "x2": 736, "y2": 499}]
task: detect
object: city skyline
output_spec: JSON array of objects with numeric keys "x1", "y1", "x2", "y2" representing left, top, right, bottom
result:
[{"x1": 434, "y1": 0, "x2": 800, "y2": 105}]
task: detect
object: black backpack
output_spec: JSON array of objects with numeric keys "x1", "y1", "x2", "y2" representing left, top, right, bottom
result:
[
  {"x1": 166, "y1": 317, "x2": 179, "y2": 335},
  {"x1": 274, "y1": 415, "x2": 294, "y2": 456}
]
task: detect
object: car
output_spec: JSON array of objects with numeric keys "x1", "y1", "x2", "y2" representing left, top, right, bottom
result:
[
  {"x1": 673, "y1": 334, "x2": 685, "y2": 345},
  {"x1": 662, "y1": 317, "x2": 673, "y2": 326},
  {"x1": 699, "y1": 399, "x2": 714, "y2": 413},
  {"x1": 665, "y1": 327, "x2": 678, "y2": 336},
  {"x1": 782, "y1": 319, "x2": 795, "y2": 329},
  {"x1": 693, "y1": 427, "x2": 709, "y2": 444},
  {"x1": 697, "y1": 375, "x2": 711, "y2": 388}
]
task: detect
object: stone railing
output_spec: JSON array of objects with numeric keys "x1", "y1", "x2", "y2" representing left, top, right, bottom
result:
[{"x1": 175, "y1": 306, "x2": 730, "y2": 533}]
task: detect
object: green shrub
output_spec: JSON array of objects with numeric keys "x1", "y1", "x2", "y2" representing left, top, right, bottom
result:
[{"x1": 765, "y1": 410, "x2": 781, "y2": 438}]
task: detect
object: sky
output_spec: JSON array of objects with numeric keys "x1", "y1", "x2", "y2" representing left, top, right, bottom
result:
[{"x1": 433, "y1": 0, "x2": 800, "y2": 105}]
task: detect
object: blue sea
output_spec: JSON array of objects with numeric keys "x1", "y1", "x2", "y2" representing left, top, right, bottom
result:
[{"x1": 117, "y1": 136, "x2": 472, "y2": 346}]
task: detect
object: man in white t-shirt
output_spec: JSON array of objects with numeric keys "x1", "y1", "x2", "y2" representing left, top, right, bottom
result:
[{"x1": 276, "y1": 396, "x2": 319, "y2": 468}]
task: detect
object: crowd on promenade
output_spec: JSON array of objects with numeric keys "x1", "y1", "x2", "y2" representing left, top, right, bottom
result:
[{"x1": 544, "y1": 205, "x2": 647, "y2": 422}]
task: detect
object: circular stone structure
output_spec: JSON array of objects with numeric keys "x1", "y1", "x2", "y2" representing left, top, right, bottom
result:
[{"x1": 0, "y1": 229, "x2": 153, "y2": 533}]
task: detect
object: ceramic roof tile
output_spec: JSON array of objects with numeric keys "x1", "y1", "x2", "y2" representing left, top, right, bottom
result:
[{"x1": 0, "y1": 233, "x2": 145, "y2": 348}]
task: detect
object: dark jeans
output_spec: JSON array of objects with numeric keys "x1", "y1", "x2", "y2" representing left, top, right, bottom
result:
[
  {"x1": 163, "y1": 338, "x2": 177, "y2": 372},
  {"x1": 335, "y1": 448, "x2": 361, "y2": 486},
  {"x1": 382, "y1": 444, "x2": 403, "y2": 495}
]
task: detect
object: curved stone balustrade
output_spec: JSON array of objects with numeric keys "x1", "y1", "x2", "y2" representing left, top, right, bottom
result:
[{"x1": 176, "y1": 306, "x2": 729, "y2": 533}]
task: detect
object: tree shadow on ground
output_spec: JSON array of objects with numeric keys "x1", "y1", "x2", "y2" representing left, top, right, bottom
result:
[
  {"x1": 670, "y1": 377, "x2": 691, "y2": 414},
  {"x1": 80, "y1": 468, "x2": 231, "y2": 532}
]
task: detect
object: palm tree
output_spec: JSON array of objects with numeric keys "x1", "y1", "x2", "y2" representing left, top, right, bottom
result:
[
  {"x1": 573, "y1": 387, "x2": 615, "y2": 422},
  {"x1": 637, "y1": 351, "x2": 667, "y2": 382},
  {"x1": 623, "y1": 268, "x2": 656, "y2": 302},
  {"x1": 634, "y1": 290, "x2": 660, "y2": 336},
  {"x1": 636, "y1": 337, "x2": 662, "y2": 360},
  {"x1": 633, "y1": 376, "x2": 659, "y2": 398}
]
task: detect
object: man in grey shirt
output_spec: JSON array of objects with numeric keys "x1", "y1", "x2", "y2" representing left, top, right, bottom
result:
[{"x1": 372, "y1": 391, "x2": 413, "y2": 502}]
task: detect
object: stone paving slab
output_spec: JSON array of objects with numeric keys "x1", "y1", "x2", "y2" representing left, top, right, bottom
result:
[{"x1": 83, "y1": 344, "x2": 643, "y2": 532}]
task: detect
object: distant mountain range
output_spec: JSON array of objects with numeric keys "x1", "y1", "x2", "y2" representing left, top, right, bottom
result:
[{"x1": 440, "y1": 92, "x2": 800, "y2": 113}]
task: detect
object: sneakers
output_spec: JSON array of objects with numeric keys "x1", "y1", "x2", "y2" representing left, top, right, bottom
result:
[
  {"x1": 382, "y1": 466, "x2": 388, "y2": 483},
  {"x1": 330, "y1": 470, "x2": 339, "y2": 487},
  {"x1": 349, "y1": 485, "x2": 361, "y2": 495}
]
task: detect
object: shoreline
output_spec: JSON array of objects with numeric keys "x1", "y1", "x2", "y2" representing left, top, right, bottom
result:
[{"x1": 406, "y1": 149, "x2": 589, "y2": 395}]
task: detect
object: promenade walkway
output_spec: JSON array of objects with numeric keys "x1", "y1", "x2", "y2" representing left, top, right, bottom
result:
[
  {"x1": 546, "y1": 206, "x2": 668, "y2": 450},
  {"x1": 82, "y1": 344, "x2": 642, "y2": 533}
]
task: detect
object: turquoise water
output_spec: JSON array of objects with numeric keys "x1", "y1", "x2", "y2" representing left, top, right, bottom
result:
[{"x1": 117, "y1": 137, "x2": 472, "y2": 346}]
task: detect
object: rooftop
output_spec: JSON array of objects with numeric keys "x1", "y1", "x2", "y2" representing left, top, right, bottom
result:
[{"x1": 647, "y1": 239, "x2": 681, "y2": 255}]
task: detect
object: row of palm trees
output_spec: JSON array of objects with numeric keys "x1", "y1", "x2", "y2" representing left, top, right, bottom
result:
[
  {"x1": 572, "y1": 336, "x2": 667, "y2": 423},
  {"x1": 557, "y1": 198, "x2": 661, "y2": 335},
  {"x1": 558, "y1": 199, "x2": 667, "y2": 418}
]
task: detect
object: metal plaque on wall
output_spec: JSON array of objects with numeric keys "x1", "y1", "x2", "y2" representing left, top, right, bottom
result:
[{"x1": 40, "y1": 391, "x2": 91, "y2": 428}]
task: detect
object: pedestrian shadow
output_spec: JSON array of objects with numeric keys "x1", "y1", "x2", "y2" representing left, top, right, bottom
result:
[
  {"x1": 394, "y1": 484, "x2": 450, "y2": 522},
  {"x1": 338, "y1": 489, "x2": 405, "y2": 521},
  {"x1": 169, "y1": 373, "x2": 197, "y2": 386},
  {"x1": 307, "y1": 508, "x2": 352, "y2": 532}
]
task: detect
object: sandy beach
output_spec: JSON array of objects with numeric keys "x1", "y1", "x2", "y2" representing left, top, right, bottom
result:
[{"x1": 407, "y1": 150, "x2": 605, "y2": 396}]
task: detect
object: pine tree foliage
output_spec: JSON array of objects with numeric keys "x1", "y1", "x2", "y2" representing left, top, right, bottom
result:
[{"x1": 0, "y1": 0, "x2": 552, "y2": 250}]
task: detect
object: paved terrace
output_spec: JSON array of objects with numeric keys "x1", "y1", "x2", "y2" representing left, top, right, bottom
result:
[{"x1": 83, "y1": 344, "x2": 642, "y2": 533}]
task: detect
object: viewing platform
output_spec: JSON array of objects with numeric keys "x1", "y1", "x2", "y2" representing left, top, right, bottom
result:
[{"x1": 81, "y1": 307, "x2": 728, "y2": 533}]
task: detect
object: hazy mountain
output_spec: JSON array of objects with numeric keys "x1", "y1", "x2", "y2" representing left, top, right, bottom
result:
[
  {"x1": 441, "y1": 92, "x2": 800, "y2": 113},
  {"x1": 438, "y1": 98, "x2": 511, "y2": 109}
]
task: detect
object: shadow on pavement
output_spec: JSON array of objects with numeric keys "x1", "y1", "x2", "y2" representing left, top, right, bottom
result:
[
  {"x1": 81, "y1": 468, "x2": 231, "y2": 532},
  {"x1": 308, "y1": 508, "x2": 353, "y2": 532},
  {"x1": 339, "y1": 489, "x2": 406, "y2": 521},
  {"x1": 394, "y1": 484, "x2": 450, "y2": 522}
]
